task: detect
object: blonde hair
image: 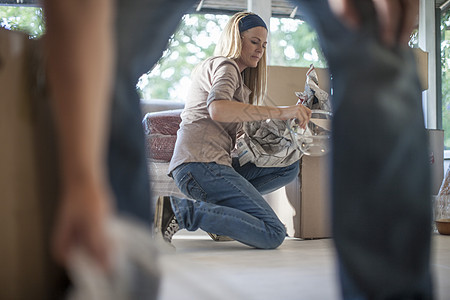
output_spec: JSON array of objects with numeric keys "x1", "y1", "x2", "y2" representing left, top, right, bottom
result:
[{"x1": 214, "y1": 12, "x2": 267, "y2": 105}]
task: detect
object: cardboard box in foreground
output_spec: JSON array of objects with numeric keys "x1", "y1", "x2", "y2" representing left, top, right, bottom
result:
[{"x1": 0, "y1": 28, "x2": 66, "y2": 300}]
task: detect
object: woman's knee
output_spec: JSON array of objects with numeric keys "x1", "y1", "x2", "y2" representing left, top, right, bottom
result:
[{"x1": 261, "y1": 224, "x2": 287, "y2": 249}]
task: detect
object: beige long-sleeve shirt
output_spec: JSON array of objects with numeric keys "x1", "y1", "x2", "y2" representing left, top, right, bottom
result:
[{"x1": 168, "y1": 56, "x2": 251, "y2": 174}]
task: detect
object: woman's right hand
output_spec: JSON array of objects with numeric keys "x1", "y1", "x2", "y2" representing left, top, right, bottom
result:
[{"x1": 280, "y1": 105, "x2": 312, "y2": 129}]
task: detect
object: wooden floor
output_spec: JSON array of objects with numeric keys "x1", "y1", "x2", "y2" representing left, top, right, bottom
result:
[{"x1": 157, "y1": 231, "x2": 450, "y2": 300}]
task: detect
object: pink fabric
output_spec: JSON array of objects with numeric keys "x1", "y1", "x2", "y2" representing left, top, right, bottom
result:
[{"x1": 143, "y1": 109, "x2": 182, "y2": 162}]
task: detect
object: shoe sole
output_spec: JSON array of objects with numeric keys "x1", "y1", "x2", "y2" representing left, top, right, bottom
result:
[
  {"x1": 154, "y1": 196, "x2": 166, "y2": 235},
  {"x1": 207, "y1": 232, "x2": 234, "y2": 241}
]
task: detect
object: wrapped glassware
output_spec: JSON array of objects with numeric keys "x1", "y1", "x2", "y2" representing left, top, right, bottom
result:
[
  {"x1": 287, "y1": 109, "x2": 332, "y2": 156},
  {"x1": 435, "y1": 165, "x2": 450, "y2": 234}
]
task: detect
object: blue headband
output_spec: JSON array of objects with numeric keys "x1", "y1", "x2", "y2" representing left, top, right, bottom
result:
[{"x1": 239, "y1": 14, "x2": 267, "y2": 33}]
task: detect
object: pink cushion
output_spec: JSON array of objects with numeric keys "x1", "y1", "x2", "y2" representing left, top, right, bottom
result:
[{"x1": 143, "y1": 109, "x2": 182, "y2": 162}]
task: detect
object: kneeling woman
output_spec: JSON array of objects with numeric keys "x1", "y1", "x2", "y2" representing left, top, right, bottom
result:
[{"x1": 156, "y1": 12, "x2": 311, "y2": 249}]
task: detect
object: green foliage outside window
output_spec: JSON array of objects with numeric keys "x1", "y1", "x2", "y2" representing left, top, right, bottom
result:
[
  {"x1": 0, "y1": 7, "x2": 326, "y2": 102},
  {"x1": 5, "y1": 6, "x2": 444, "y2": 149},
  {"x1": 441, "y1": 10, "x2": 450, "y2": 150},
  {"x1": 138, "y1": 14, "x2": 326, "y2": 101},
  {"x1": 270, "y1": 17, "x2": 325, "y2": 68},
  {"x1": 137, "y1": 14, "x2": 229, "y2": 101},
  {"x1": 0, "y1": 6, "x2": 44, "y2": 38}
]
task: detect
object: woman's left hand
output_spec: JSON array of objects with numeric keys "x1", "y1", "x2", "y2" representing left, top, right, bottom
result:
[{"x1": 279, "y1": 105, "x2": 312, "y2": 129}]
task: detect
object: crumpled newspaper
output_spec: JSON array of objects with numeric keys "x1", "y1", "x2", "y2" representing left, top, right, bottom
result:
[
  {"x1": 295, "y1": 64, "x2": 332, "y2": 112},
  {"x1": 235, "y1": 64, "x2": 333, "y2": 165},
  {"x1": 236, "y1": 119, "x2": 302, "y2": 167}
]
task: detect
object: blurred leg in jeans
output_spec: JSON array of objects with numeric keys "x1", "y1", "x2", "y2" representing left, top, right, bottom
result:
[
  {"x1": 109, "y1": 0, "x2": 197, "y2": 223},
  {"x1": 292, "y1": 0, "x2": 433, "y2": 298}
]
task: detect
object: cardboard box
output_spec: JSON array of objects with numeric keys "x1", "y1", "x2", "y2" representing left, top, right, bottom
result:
[
  {"x1": 428, "y1": 129, "x2": 445, "y2": 195},
  {"x1": 263, "y1": 65, "x2": 330, "y2": 107},
  {"x1": 297, "y1": 155, "x2": 331, "y2": 238},
  {"x1": 263, "y1": 154, "x2": 331, "y2": 239},
  {"x1": 261, "y1": 65, "x2": 331, "y2": 239},
  {"x1": 263, "y1": 48, "x2": 428, "y2": 238},
  {"x1": 285, "y1": 155, "x2": 332, "y2": 239},
  {"x1": 0, "y1": 28, "x2": 66, "y2": 300},
  {"x1": 264, "y1": 47, "x2": 428, "y2": 108}
]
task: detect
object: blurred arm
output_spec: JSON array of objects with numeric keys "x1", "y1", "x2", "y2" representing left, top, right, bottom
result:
[
  {"x1": 44, "y1": 0, "x2": 115, "y2": 270},
  {"x1": 328, "y1": 0, "x2": 419, "y2": 46}
]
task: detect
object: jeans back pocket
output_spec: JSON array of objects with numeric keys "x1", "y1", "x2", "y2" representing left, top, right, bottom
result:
[{"x1": 173, "y1": 169, "x2": 207, "y2": 201}]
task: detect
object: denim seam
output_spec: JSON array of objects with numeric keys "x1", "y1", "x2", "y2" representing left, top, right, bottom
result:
[
  {"x1": 170, "y1": 198, "x2": 186, "y2": 229},
  {"x1": 203, "y1": 163, "x2": 255, "y2": 198},
  {"x1": 194, "y1": 205, "x2": 278, "y2": 235},
  {"x1": 253, "y1": 173, "x2": 283, "y2": 191},
  {"x1": 184, "y1": 172, "x2": 207, "y2": 201},
  {"x1": 179, "y1": 163, "x2": 284, "y2": 234},
  {"x1": 202, "y1": 163, "x2": 279, "y2": 220}
]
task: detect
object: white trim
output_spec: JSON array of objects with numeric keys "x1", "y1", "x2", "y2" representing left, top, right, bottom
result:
[
  {"x1": 247, "y1": 0, "x2": 272, "y2": 60},
  {"x1": 419, "y1": 0, "x2": 438, "y2": 129},
  {"x1": 196, "y1": 0, "x2": 204, "y2": 12},
  {"x1": 290, "y1": 6, "x2": 298, "y2": 18},
  {"x1": 247, "y1": 0, "x2": 272, "y2": 22},
  {"x1": 445, "y1": 150, "x2": 450, "y2": 159},
  {"x1": 441, "y1": 0, "x2": 450, "y2": 11}
]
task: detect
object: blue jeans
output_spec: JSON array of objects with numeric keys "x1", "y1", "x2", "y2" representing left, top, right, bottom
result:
[
  {"x1": 170, "y1": 159, "x2": 300, "y2": 249},
  {"x1": 106, "y1": 1, "x2": 197, "y2": 298},
  {"x1": 107, "y1": 0, "x2": 197, "y2": 222},
  {"x1": 293, "y1": 0, "x2": 433, "y2": 299},
  {"x1": 110, "y1": 0, "x2": 432, "y2": 298}
]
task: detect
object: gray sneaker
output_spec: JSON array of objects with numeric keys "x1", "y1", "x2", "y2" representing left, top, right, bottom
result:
[{"x1": 154, "y1": 196, "x2": 179, "y2": 243}]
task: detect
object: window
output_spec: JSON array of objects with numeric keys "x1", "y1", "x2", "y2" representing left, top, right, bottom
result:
[
  {"x1": 269, "y1": 17, "x2": 325, "y2": 68},
  {"x1": 137, "y1": 14, "x2": 327, "y2": 102},
  {"x1": 137, "y1": 14, "x2": 229, "y2": 102},
  {"x1": 0, "y1": 5, "x2": 44, "y2": 38},
  {"x1": 441, "y1": 9, "x2": 450, "y2": 154},
  {"x1": 1, "y1": 6, "x2": 325, "y2": 103}
]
